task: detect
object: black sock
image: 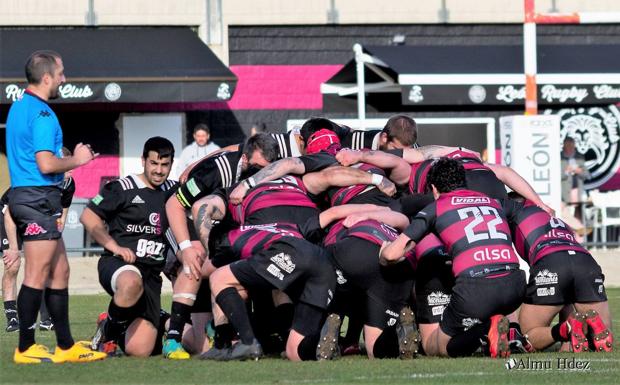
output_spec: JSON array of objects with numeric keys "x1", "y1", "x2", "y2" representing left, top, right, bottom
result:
[
  {"x1": 39, "y1": 290, "x2": 50, "y2": 320},
  {"x1": 214, "y1": 323, "x2": 235, "y2": 349},
  {"x1": 215, "y1": 287, "x2": 255, "y2": 344},
  {"x1": 44, "y1": 288, "x2": 74, "y2": 349},
  {"x1": 372, "y1": 328, "x2": 399, "y2": 358},
  {"x1": 167, "y1": 301, "x2": 192, "y2": 343},
  {"x1": 343, "y1": 316, "x2": 364, "y2": 346},
  {"x1": 551, "y1": 323, "x2": 570, "y2": 342},
  {"x1": 4, "y1": 300, "x2": 17, "y2": 320},
  {"x1": 17, "y1": 285, "x2": 43, "y2": 352},
  {"x1": 446, "y1": 322, "x2": 489, "y2": 357},
  {"x1": 274, "y1": 303, "x2": 294, "y2": 339},
  {"x1": 297, "y1": 334, "x2": 320, "y2": 361},
  {"x1": 105, "y1": 300, "x2": 134, "y2": 342}
]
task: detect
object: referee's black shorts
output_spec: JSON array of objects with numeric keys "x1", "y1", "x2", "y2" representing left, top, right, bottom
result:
[{"x1": 8, "y1": 186, "x2": 62, "y2": 242}]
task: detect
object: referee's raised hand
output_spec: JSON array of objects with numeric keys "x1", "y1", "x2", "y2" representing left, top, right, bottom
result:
[{"x1": 73, "y1": 142, "x2": 99, "y2": 166}]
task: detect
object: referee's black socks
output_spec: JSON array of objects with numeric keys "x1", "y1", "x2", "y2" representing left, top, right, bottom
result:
[
  {"x1": 17, "y1": 285, "x2": 43, "y2": 352},
  {"x1": 215, "y1": 287, "x2": 255, "y2": 345},
  {"x1": 44, "y1": 288, "x2": 74, "y2": 349}
]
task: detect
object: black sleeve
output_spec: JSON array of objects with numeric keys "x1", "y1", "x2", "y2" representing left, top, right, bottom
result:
[
  {"x1": 299, "y1": 214, "x2": 324, "y2": 244},
  {"x1": 61, "y1": 177, "x2": 76, "y2": 208},
  {"x1": 402, "y1": 202, "x2": 437, "y2": 243},
  {"x1": 86, "y1": 181, "x2": 125, "y2": 221},
  {"x1": 175, "y1": 158, "x2": 223, "y2": 209},
  {"x1": 501, "y1": 198, "x2": 525, "y2": 225},
  {"x1": 297, "y1": 152, "x2": 338, "y2": 173}
]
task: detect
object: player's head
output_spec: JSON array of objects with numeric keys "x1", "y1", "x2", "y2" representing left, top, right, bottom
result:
[
  {"x1": 142, "y1": 136, "x2": 174, "y2": 188},
  {"x1": 25, "y1": 50, "x2": 65, "y2": 99},
  {"x1": 305, "y1": 129, "x2": 341, "y2": 155},
  {"x1": 427, "y1": 158, "x2": 466, "y2": 197},
  {"x1": 241, "y1": 133, "x2": 279, "y2": 177},
  {"x1": 193, "y1": 123, "x2": 210, "y2": 146},
  {"x1": 379, "y1": 114, "x2": 418, "y2": 150},
  {"x1": 299, "y1": 117, "x2": 349, "y2": 154}
]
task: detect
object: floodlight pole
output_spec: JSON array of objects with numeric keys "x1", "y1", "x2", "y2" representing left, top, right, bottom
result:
[
  {"x1": 354, "y1": 43, "x2": 366, "y2": 130},
  {"x1": 523, "y1": 0, "x2": 620, "y2": 115}
]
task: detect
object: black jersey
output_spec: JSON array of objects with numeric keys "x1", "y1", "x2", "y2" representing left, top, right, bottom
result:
[
  {"x1": 341, "y1": 129, "x2": 382, "y2": 150},
  {"x1": 87, "y1": 175, "x2": 177, "y2": 269},
  {"x1": 271, "y1": 132, "x2": 302, "y2": 159},
  {"x1": 175, "y1": 150, "x2": 245, "y2": 209}
]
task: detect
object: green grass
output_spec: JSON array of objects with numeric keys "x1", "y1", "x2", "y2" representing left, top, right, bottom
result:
[{"x1": 1, "y1": 290, "x2": 620, "y2": 385}]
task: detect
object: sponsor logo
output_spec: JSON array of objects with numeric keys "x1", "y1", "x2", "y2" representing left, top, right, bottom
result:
[
  {"x1": 135, "y1": 239, "x2": 165, "y2": 259},
  {"x1": 24, "y1": 223, "x2": 47, "y2": 236},
  {"x1": 427, "y1": 291, "x2": 451, "y2": 306},
  {"x1": 380, "y1": 223, "x2": 398, "y2": 238},
  {"x1": 131, "y1": 195, "x2": 145, "y2": 204},
  {"x1": 385, "y1": 309, "x2": 399, "y2": 318},
  {"x1": 149, "y1": 213, "x2": 160, "y2": 226},
  {"x1": 38, "y1": 110, "x2": 51, "y2": 118},
  {"x1": 599, "y1": 285, "x2": 604, "y2": 294},
  {"x1": 217, "y1": 83, "x2": 231, "y2": 100},
  {"x1": 545, "y1": 105, "x2": 620, "y2": 189},
  {"x1": 536, "y1": 287, "x2": 556, "y2": 297},
  {"x1": 595, "y1": 278, "x2": 604, "y2": 283},
  {"x1": 461, "y1": 318, "x2": 480, "y2": 330},
  {"x1": 534, "y1": 269, "x2": 558, "y2": 285},
  {"x1": 104, "y1": 82, "x2": 122, "y2": 101},
  {"x1": 327, "y1": 289, "x2": 333, "y2": 306},
  {"x1": 267, "y1": 265, "x2": 284, "y2": 280},
  {"x1": 387, "y1": 318, "x2": 397, "y2": 327},
  {"x1": 335, "y1": 269, "x2": 347, "y2": 285},
  {"x1": 408, "y1": 86, "x2": 424, "y2": 103},
  {"x1": 473, "y1": 249, "x2": 512, "y2": 262},
  {"x1": 468, "y1": 85, "x2": 486, "y2": 104},
  {"x1": 432, "y1": 305, "x2": 446, "y2": 316},
  {"x1": 270, "y1": 253, "x2": 295, "y2": 274},
  {"x1": 91, "y1": 194, "x2": 104, "y2": 205},
  {"x1": 2, "y1": 239, "x2": 8, "y2": 245},
  {"x1": 126, "y1": 224, "x2": 159, "y2": 235},
  {"x1": 186, "y1": 178, "x2": 201, "y2": 197},
  {"x1": 451, "y1": 196, "x2": 491, "y2": 205}
]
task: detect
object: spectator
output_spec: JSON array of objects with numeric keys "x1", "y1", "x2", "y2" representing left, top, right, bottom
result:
[
  {"x1": 250, "y1": 122, "x2": 267, "y2": 137},
  {"x1": 560, "y1": 137, "x2": 590, "y2": 238},
  {"x1": 177, "y1": 123, "x2": 220, "y2": 176}
]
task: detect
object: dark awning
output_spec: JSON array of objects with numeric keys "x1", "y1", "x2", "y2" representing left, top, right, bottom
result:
[
  {"x1": 322, "y1": 44, "x2": 620, "y2": 107},
  {"x1": 0, "y1": 27, "x2": 236, "y2": 104}
]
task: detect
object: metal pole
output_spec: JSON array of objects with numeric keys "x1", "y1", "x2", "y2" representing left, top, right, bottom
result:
[
  {"x1": 524, "y1": 0, "x2": 538, "y2": 115},
  {"x1": 353, "y1": 44, "x2": 366, "y2": 130}
]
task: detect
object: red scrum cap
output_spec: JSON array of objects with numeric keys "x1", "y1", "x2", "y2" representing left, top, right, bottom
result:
[{"x1": 306, "y1": 129, "x2": 341, "y2": 155}]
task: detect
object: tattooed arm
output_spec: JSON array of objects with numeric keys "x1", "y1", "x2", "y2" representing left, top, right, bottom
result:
[
  {"x1": 302, "y1": 165, "x2": 396, "y2": 196},
  {"x1": 229, "y1": 157, "x2": 306, "y2": 204},
  {"x1": 177, "y1": 195, "x2": 226, "y2": 280},
  {"x1": 402, "y1": 146, "x2": 480, "y2": 164},
  {"x1": 336, "y1": 149, "x2": 410, "y2": 186}
]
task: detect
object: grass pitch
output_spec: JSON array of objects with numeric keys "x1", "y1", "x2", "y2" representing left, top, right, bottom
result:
[{"x1": 1, "y1": 290, "x2": 619, "y2": 385}]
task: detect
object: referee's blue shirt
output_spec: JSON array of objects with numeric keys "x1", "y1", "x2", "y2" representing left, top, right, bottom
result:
[{"x1": 6, "y1": 90, "x2": 64, "y2": 187}]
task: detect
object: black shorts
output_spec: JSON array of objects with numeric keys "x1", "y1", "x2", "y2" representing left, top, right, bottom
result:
[
  {"x1": 8, "y1": 186, "x2": 62, "y2": 241},
  {"x1": 329, "y1": 237, "x2": 414, "y2": 329},
  {"x1": 229, "y1": 237, "x2": 336, "y2": 310},
  {"x1": 98, "y1": 255, "x2": 163, "y2": 328},
  {"x1": 525, "y1": 251, "x2": 607, "y2": 306},
  {"x1": 440, "y1": 269, "x2": 526, "y2": 337},
  {"x1": 415, "y1": 251, "x2": 455, "y2": 324}
]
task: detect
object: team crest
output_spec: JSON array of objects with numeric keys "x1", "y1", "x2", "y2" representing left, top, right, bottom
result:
[{"x1": 545, "y1": 105, "x2": 620, "y2": 189}]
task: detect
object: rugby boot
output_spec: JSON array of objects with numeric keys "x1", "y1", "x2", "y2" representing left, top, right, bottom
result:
[
  {"x1": 508, "y1": 326, "x2": 535, "y2": 354},
  {"x1": 584, "y1": 309, "x2": 613, "y2": 352},
  {"x1": 228, "y1": 339, "x2": 263, "y2": 361},
  {"x1": 162, "y1": 339, "x2": 190, "y2": 360},
  {"x1": 90, "y1": 312, "x2": 108, "y2": 351},
  {"x1": 488, "y1": 315, "x2": 510, "y2": 358},
  {"x1": 14, "y1": 344, "x2": 60, "y2": 364},
  {"x1": 53, "y1": 342, "x2": 107, "y2": 363},
  {"x1": 199, "y1": 344, "x2": 233, "y2": 361},
  {"x1": 316, "y1": 313, "x2": 342, "y2": 361},
  {"x1": 6, "y1": 316, "x2": 19, "y2": 332},
  {"x1": 567, "y1": 312, "x2": 589, "y2": 353},
  {"x1": 39, "y1": 318, "x2": 55, "y2": 331},
  {"x1": 396, "y1": 306, "x2": 420, "y2": 359}
]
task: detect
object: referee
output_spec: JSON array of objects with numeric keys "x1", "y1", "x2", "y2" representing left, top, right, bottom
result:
[{"x1": 6, "y1": 50, "x2": 105, "y2": 364}]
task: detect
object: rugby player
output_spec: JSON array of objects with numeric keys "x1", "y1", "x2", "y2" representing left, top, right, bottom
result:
[
  {"x1": 82, "y1": 137, "x2": 177, "y2": 357},
  {"x1": 380, "y1": 158, "x2": 526, "y2": 358}
]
